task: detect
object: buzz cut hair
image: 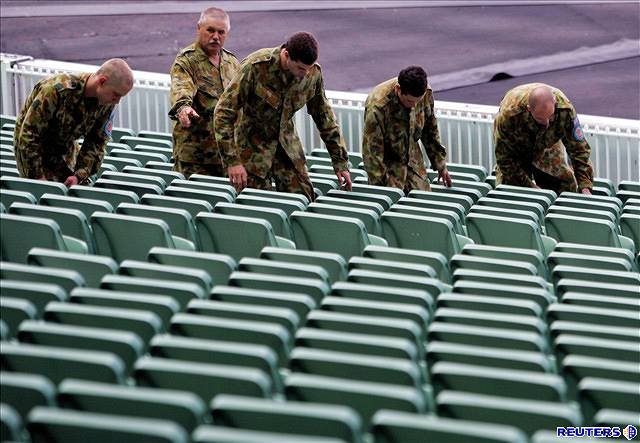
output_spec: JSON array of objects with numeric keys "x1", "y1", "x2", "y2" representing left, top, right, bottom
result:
[
  {"x1": 528, "y1": 85, "x2": 556, "y2": 110},
  {"x1": 198, "y1": 7, "x2": 230, "y2": 29},
  {"x1": 398, "y1": 66, "x2": 428, "y2": 98},
  {"x1": 97, "y1": 58, "x2": 134, "y2": 90},
  {"x1": 285, "y1": 32, "x2": 318, "y2": 65}
]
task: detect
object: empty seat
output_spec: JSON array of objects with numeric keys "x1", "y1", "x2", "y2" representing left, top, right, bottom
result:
[
  {"x1": 69, "y1": 185, "x2": 139, "y2": 208},
  {"x1": 348, "y1": 256, "x2": 437, "y2": 279},
  {"x1": 452, "y1": 281, "x2": 553, "y2": 310},
  {"x1": 452, "y1": 269, "x2": 551, "y2": 292},
  {"x1": 428, "y1": 322, "x2": 547, "y2": 353},
  {"x1": 94, "y1": 177, "x2": 163, "y2": 197},
  {"x1": 347, "y1": 269, "x2": 444, "y2": 301},
  {"x1": 547, "y1": 303, "x2": 639, "y2": 328},
  {"x1": 389, "y1": 203, "x2": 465, "y2": 236},
  {"x1": 215, "y1": 202, "x2": 293, "y2": 239},
  {"x1": 1, "y1": 297, "x2": 37, "y2": 338},
  {"x1": 122, "y1": 165, "x2": 184, "y2": 185},
  {"x1": 228, "y1": 271, "x2": 329, "y2": 303},
  {"x1": 434, "y1": 308, "x2": 546, "y2": 335},
  {"x1": 551, "y1": 265, "x2": 640, "y2": 287},
  {"x1": 260, "y1": 246, "x2": 347, "y2": 285},
  {"x1": 165, "y1": 185, "x2": 233, "y2": 208},
  {"x1": 120, "y1": 135, "x2": 172, "y2": 150},
  {"x1": 1, "y1": 189, "x2": 37, "y2": 208},
  {"x1": 238, "y1": 257, "x2": 330, "y2": 284},
  {"x1": 1, "y1": 176, "x2": 67, "y2": 199},
  {"x1": 545, "y1": 213, "x2": 634, "y2": 251},
  {"x1": 196, "y1": 213, "x2": 293, "y2": 261},
  {"x1": 100, "y1": 274, "x2": 205, "y2": 308},
  {"x1": 100, "y1": 170, "x2": 167, "y2": 190},
  {"x1": 408, "y1": 190, "x2": 473, "y2": 213},
  {"x1": 119, "y1": 259, "x2": 212, "y2": 292},
  {"x1": 578, "y1": 377, "x2": 640, "y2": 423},
  {"x1": 91, "y1": 212, "x2": 191, "y2": 262},
  {"x1": 331, "y1": 281, "x2": 433, "y2": 313},
  {"x1": 620, "y1": 213, "x2": 640, "y2": 252},
  {"x1": 0, "y1": 372, "x2": 56, "y2": 421},
  {"x1": 211, "y1": 394, "x2": 363, "y2": 443},
  {"x1": 27, "y1": 248, "x2": 118, "y2": 287},
  {"x1": 39, "y1": 193, "x2": 114, "y2": 219},
  {"x1": 57, "y1": 379, "x2": 205, "y2": 432},
  {"x1": 0, "y1": 280, "x2": 67, "y2": 316},
  {"x1": 555, "y1": 279, "x2": 639, "y2": 298},
  {"x1": 475, "y1": 196, "x2": 545, "y2": 226},
  {"x1": 363, "y1": 244, "x2": 449, "y2": 283},
  {"x1": 148, "y1": 246, "x2": 236, "y2": 286},
  {"x1": 141, "y1": 193, "x2": 213, "y2": 217},
  {"x1": 317, "y1": 195, "x2": 384, "y2": 216},
  {"x1": 547, "y1": 251, "x2": 633, "y2": 272},
  {"x1": 307, "y1": 202, "x2": 383, "y2": 236},
  {"x1": 27, "y1": 406, "x2": 188, "y2": 443},
  {"x1": 0, "y1": 403, "x2": 24, "y2": 443},
  {"x1": 461, "y1": 243, "x2": 548, "y2": 278},
  {"x1": 450, "y1": 254, "x2": 539, "y2": 276},
  {"x1": 0, "y1": 262, "x2": 85, "y2": 294}
]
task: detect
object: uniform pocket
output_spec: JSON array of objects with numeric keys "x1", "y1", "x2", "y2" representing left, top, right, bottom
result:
[{"x1": 255, "y1": 84, "x2": 281, "y2": 109}]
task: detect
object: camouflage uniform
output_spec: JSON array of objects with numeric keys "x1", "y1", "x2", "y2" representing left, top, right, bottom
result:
[
  {"x1": 13, "y1": 72, "x2": 115, "y2": 183},
  {"x1": 214, "y1": 45, "x2": 349, "y2": 202},
  {"x1": 494, "y1": 83, "x2": 593, "y2": 193},
  {"x1": 362, "y1": 78, "x2": 448, "y2": 193},
  {"x1": 169, "y1": 43, "x2": 240, "y2": 178}
]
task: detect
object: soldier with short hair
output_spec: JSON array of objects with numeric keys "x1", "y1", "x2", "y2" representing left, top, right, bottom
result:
[
  {"x1": 214, "y1": 31, "x2": 351, "y2": 201},
  {"x1": 362, "y1": 65, "x2": 451, "y2": 193},
  {"x1": 169, "y1": 7, "x2": 240, "y2": 178},
  {"x1": 493, "y1": 83, "x2": 593, "y2": 195},
  {"x1": 13, "y1": 58, "x2": 133, "y2": 186}
]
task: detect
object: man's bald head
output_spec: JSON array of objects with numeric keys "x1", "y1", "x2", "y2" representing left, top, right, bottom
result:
[
  {"x1": 96, "y1": 58, "x2": 134, "y2": 90},
  {"x1": 527, "y1": 85, "x2": 556, "y2": 128}
]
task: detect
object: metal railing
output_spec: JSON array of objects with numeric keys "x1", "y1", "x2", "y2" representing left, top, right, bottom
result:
[{"x1": 2, "y1": 54, "x2": 638, "y2": 183}]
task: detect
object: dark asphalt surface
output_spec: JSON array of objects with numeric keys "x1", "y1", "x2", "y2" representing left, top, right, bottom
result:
[{"x1": 1, "y1": 2, "x2": 639, "y2": 118}]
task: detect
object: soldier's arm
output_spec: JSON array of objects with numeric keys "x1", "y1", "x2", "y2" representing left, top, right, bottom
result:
[
  {"x1": 420, "y1": 92, "x2": 447, "y2": 172},
  {"x1": 494, "y1": 114, "x2": 534, "y2": 187},
  {"x1": 168, "y1": 58, "x2": 197, "y2": 120},
  {"x1": 362, "y1": 105, "x2": 387, "y2": 186},
  {"x1": 214, "y1": 62, "x2": 252, "y2": 167},
  {"x1": 561, "y1": 109, "x2": 594, "y2": 190},
  {"x1": 306, "y1": 73, "x2": 349, "y2": 173},
  {"x1": 14, "y1": 86, "x2": 59, "y2": 178},
  {"x1": 74, "y1": 110, "x2": 114, "y2": 181}
]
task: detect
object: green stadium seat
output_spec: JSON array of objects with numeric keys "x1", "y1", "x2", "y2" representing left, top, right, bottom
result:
[
  {"x1": 450, "y1": 255, "x2": 539, "y2": 277},
  {"x1": 547, "y1": 303, "x2": 639, "y2": 329},
  {"x1": 27, "y1": 248, "x2": 117, "y2": 287},
  {"x1": 555, "y1": 279, "x2": 640, "y2": 298},
  {"x1": 347, "y1": 269, "x2": 445, "y2": 302},
  {"x1": 553, "y1": 334, "x2": 639, "y2": 364},
  {"x1": 550, "y1": 321, "x2": 639, "y2": 343},
  {"x1": 122, "y1": 165, "x2": 184, "y2": 185},
  {"x1": 148, "y1": 246, "x2": 236, "y2": 286},
  {"x1": 1, "y1": 176, "x2": 67, "y2": 199},
  {"x1": 408, "y1": 190, "x2": 474, "y2": 213},
  {"x1": 260, "y1": 246, "x2": 347, "y2": 285},
  {"x1": 0, "y1": 403, "x2": 24, "y2": 443},
  {"x1": 0, "y1": 297, "x2": 37, "y2": 338},
  {"x1": 215, "y1": 202, "x2": 293, "y2": 240},
  {"x1": 119, "y1": 259, "x2": 211, "y2": 292},
  {"x1": 238, "y1": 257, "x2": 330, "y2": 284},
  {"x1": 316, "y1": 195, "x2": 384, "y2": 216},
  {"x1": 0, "y1": 372, "x2": 56, "y2": 422},
  {"x1": 27, "y1": 406, "x2": 188, "y2": 443},
  {"x1": 307, "y1": 202, "x2": 382, "y2": 236},
  {"x1": 389, "y1": 203, "x2": 465, "y2": 236},
  {"x1": 331, "y1": 281, "x2": 433, "y2": 313},
  {"x1": 101, "y1": 170, "x2": 166, "y2": 190},
  {"x1": 39, "y1": 193, "x2": 114, "y2": 219},
  {"x1": 428, "y1": 322, "x2": 547, "y2": 353},
  {"x1": 452, "y1": 269, "x2": 551, "y2": 292},
  {"x1": 1, "y1": 190, "x2": 37, "y2": 209},
  {"x1": 461, "y1": 243, "x2": 548, "y2": 278},
  {"x1": 475, "y1": 196, "x2": 545, "y2": 226},
  {"x1": 0, "y1": 280, "x2": 66, "y2": 317},
  {"x1": 102, "y1": 155, "x2": 144, "y2": 171},
  {"x1": 430, "y1": 184, "x2": 483, "y2": 204},
  {"x1": 548, "y1": 252, "x2": 634, "y2": 272},
  {"x1": 348, "y1": 256, "x2": 436, "y2": 279},
  {"x1": 100, "y1": 274, "x2": 205, "y2": 308},
  {"x1": 620, "y1": 213, "x2": 640, "y2": 252},
  {"x1": 141, "y1": 193, "x2": 213, "y2": 217},
  {"x1": 0, "y1": 262, "x2": 85, "y2": 293},
  {"x1": 593, "y1": 409, "x2": 640, "y2": 429},
  {"x1": 120, "y1": 135, "x2": 172, "y2": 150},
  {"x1": 210, "y1": 286, "x2": 316, "y2": 321},
  {"x1": 433, "y1": 308, "x2": 546, "y2": 335},
  {"x1": 165, "y1": 185, "x2": 233, "y2": 208},
  {"x1": 94, "y1": 177, "x2": 163, "y2": 197},
  {"x1": 578, "y1": 377, "x2": 640, "y2": 423},
  {"x1": 228, "y1": 271, "x2": 329, "y2": 304},
  {"x1": 452, "y1": 280, "x2": 554, "y2": 310},
  {"x1": 69, "y1": 185, "x2": 139, "y2": 207},
  {"x1": 362, "y1": 244, "x2": 449, "y2": 283},
  {"x1": 551, "y1": 265, "x2": 640, "y2": 287}
]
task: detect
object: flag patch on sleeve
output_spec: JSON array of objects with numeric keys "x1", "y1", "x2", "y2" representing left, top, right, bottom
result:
[{"x1": 572, "y1": 116, "x2": 584, "y2": 141}]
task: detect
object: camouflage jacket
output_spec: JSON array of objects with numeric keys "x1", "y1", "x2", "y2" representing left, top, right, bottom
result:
[
  {"x1": 13, "y1": 72, "x2": 115, "y2": 181},
  {"x1": 169, "y1": 43, "x2": 240, "y2": 165},
  {"x1": 362, "y1": 78, "x2": 447, "y2": 186},
  {"x1": 494, "y1": 83, "x2": 593, "y2": 190},
  {"x1": 214, "y1": 45, "x2": 349, "y2": 179}
]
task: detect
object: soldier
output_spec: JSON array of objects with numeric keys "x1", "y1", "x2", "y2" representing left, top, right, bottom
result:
[
  {"x1": 13, "y1": 58, "x2": 133, "y2": 186},
  {"x1": 494, "y1": 83, "x2": 593, "y2": 195},
  {"x1": 169, "y1": 7, "x2": 240, "y2": 178},
  {"x1": 214, "y1": 31, "x2": 351, "y2": 201},
  {"x1": 362, "y1": 65, "x2": 452, "y2": 193}
]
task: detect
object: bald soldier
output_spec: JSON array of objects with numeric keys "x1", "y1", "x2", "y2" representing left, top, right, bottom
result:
[
  {"x1": 362, "y1": 66, "x2": 452, "y2": 193},
  {"x1": 13, "y1": 58, "x2": 133, "y2": 186},
  {"x1": 493, "y1": 83, "x2": 593, "y2": 195},
  {"x1": 214, "y1": 31, "x2": 351, "y2": 201},
  {"x1": 169, "y1": 7, "x2": 240, "y2": 178}
]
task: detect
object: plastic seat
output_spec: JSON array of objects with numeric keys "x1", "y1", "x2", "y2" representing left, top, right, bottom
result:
[
  {"x1": 91, "y1": 211, "x2": 191, "y2": 262},
  {"x1": 211, "y1": 394, "x2": 364, "y2": 443},
  {"x1": 561, "y1": 292, "x2": 638, "y2": 311},
  {"x1": 39, "y1": 193, "x2": 114, "y2": 219},
  {"x1": 1, "y1": 176, "x2": 67, "y2": 199},
  {"x1": 228, "y1": 271, "x2": 329, "y2": 303},
  {"x1": 430, "y1": 184, "x2": 483, "y2": 204},
  {"x1": 326, "y1": 189, "x2": 392, "y2": 211},
  {"x1": 9, "y1": 202, "x2": 97, "y2": 253},
  {"x1": 553, "y1": 334, "x2": 639, "y2": 364},
  {"x1": 558, "y1": 191, "x2": 623, "y2": 209},
  {"x1": 620, "y1": 213, "x2": 640, "y2": 252},
  {"x1": 236, "y1": 194, "x2": 305, "y2": 217},
  {"x1": 120, "y1": 135, "x2": 172, "y2": 150},
  {"x1": 462, "y1": 243, "x2": 548, "y2": 278},
  {"x1": 553, "y1": 242, "x2": 636, "y2": 270},
  {"x1": 442, "y1": 180, "x2": 493, "y2": 197},
  {"x1": 434, "y1": 308, "x2": 546, "y2": 335},
  {"x1": 260, "y1": 246, "x2": 347, "y2": 285},
  {"x1": 469, "y1": 205, "x2": 539, "y2": 226},
  {"x1": 347, "y1": 269, "x2": 445, "y2": 302},
  {"x1": 371, "y1": 410, "x2": 528, "y2": 443},
  {"x1": 141, "y1": 193, "x2": 213, "y2": 217},
  {"x1": 555, "y1": 279, "x2": 639, "y2": 298},
  {"x1": 1, "y1": 297, "x2": 37, "y2": 338},
  {"x1": 0, "y1": 280, "x2": 67, "y2": 316},
  {"x1": 310, "y1": 177, "x2": 339, "y2": 196},
  {"x1": 349, "y1": 183, "x2": 403, "y2": 204},
  {"x1": 101, "y1": 170, "x2": 167, "y2": 190},
  {"x1": 348, "y1": 256, "x2": 436, "y2": 279},
  {"x1": 145, "y1": 161, "x2": 175, "y2": 171},
  {"x1": 18, "y1": 320, "x2": 144, "y2": 372},
  {"x1": 593, "y1": 409, "x2": 640, "y2": 429},
  {"x1": 164, "y1": 185, "x2": 233, "y2": 208},
  {"x1": 1, "y1": 342, "x2": 126, "y2": 384},
  {"x1": 428, "y1": 322, "x2": 547, "y2": 353},
  {"x1": 475, "y1": 196, "x2": 545, "y2": 227},
  {"x1": 57, "y1": 379, "x2": 205, "y2": 433},
  {"x1": 44, "y1": 301, "x2": 162, "y2": 345},
  {"x1": 551, "y1": 265, "x2": 639, "y2": 287},
  {"x1": 547, "y1": 303, "x2": 639, "y2": 328},
  {"x1": 407, "y1": 190, "x2": 474, "y2": 214},
  {"x1": 0, "y1": 262, "x2": 85, "y2": 294},
  {"x1": 196, "y1": 213, "x2": 293, "y2": 261},
  {"x1": 132, "y1": 144, "x2": 173, "y2": 159},
  {"x1": 466, "y1": 213, "x2": 555, "y2": 257},
  {"x1": 616, "y1": 189, "x2": 640, "y2": 204},
  {"x1": 170, "y1": 313, "x2": 291, "y2": 364},
  {"x1": 560, "y1": 355, "x2": 639, "y2": 398},
  {"x1": 550, "y1": 320, "x2": 639, "y2": 344},
  {"x1": 286, "y1": 373, "x2": 427, "y2": 422},
  {"x1": 426, "y1": 341, "x2": 553, "y2": 373},
  {"x1": 487, "y1": 189, "x2": 552, "y2": 212},
  {"x1": 450, "y1": 254, "x2": 539, "y2": 277},
  {"x1": 187, "y1": 174, "x2": 231, "y2": 186},
  {"x1": 101, "y1": 155, "x2": 143, "y2": 171},
  {"x1": 291, "y1": 211, "x2": 385, "y2": 260},
  {"x1": 389, "y1": 203, "x2": 465, "y2": 236},
  {"x1": 548, "y1": 251, "x2": 633, "y2": 272},
  {"x1": 122, "y1": 165, "x2": 184, "y2": 185},
  {"x1": 100, "y1": 274, "x2": 205, "y2": 309},
  {"x1": 110, "y1": 127, "x2": 135, "y2": 142},
  {"x1": 436, "y1": 391, "x2": 581, "y2": 436},
  {"x1": 170, "y1": 178, "x2": 235, "y2": 198},
  {"x1": 307, "y1": 202, "x2": 382, "y2": 236},
  {"x1": 437, "y1": 292, "x2": 543, "y2": 317},
  {"x1": 0, "y1": 403, "x2": 24, "y2": 443},
  {"x1": 1, "y1": 189, "x2": 37, "y2": 209},
  {"x1": 452, "y1": 269, "x2": 551, "y2": 292},
  {"x1": 116, "y1": 203, "x2": 199, "y2": 249},
  {"x1": 362, "y1": 244, "x2": 449, "y2": 283},
  {"x1": 238, "y1": 257, "x2": 330, "y2": 284},
  {"x1": 332, "y1": 281, "x2": 434, "y2": 313},
  {"x1": 69, "y1": 185, "x2": 139, "y2": 207},
  {"x1": 215, "y1": 202, "x2": 293, "y2": 240},
  {"x1": 95, "y1": 177, "x2": 163, "y2": 197},
  {"x1": 1, "y1": 213, "x2": 87, "y2": 262},
  {"x1": 211, "y1": 285, "x2": 316, "y2": 321},
  {"x1": 295, "y1": 327, "x2": 418, "y2": 362},
  {"x1": 148, "y1": 246, "x2": 236, "y2": 286},
  {"x1": 0, "y1": 372, "x2": 56, "y2": 422},
  {"x1": 578, "y1": 377, "x2": 640, "y2": 423},
  {"x1": 150, "y1": 335, "x2": 283, "y2": 393},
  {"x1": 452, "y1": 280, "x2": 553, "y2": 310},
  {"x1": 316, "y1": 195, "x2": 385, "y2": 216},
  {"x1": 27, "y1": 248, "x2": 117, "y2": 288},
  {"x1": 69, "y1": 287, "x2": 179, "y2": 330},
  {"x1": 381, "y1": 212, "x2": 471, "y2": 260},
  {"x1": 27, "y1": 406, "x2": 188, "y2": 443}
]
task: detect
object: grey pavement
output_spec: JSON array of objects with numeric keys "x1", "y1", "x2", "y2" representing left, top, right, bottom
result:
[{"x1": 1, "y1": 1, "x2": 639, "y2": 118}]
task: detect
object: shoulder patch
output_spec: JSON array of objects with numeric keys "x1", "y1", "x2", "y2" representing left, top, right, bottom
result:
[
  {"x1": 103, "y1": 111, "x2": 115, "y2": 138},
  {"x1": 572, "y1": 115, "x2": 585, "y2": 141}
]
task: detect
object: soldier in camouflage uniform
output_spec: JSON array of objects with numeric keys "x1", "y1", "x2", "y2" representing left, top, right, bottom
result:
[
  {"x1": 494, "y1": 83, "x2": 593, "y2": 195},
  {"x1": 13, "y1": 58, "x2": 133, "y2": 186},
  {"x1": 214, "y1": 31, "x2": 351, "y2": 202},
  {"x1": 169, "y1": 7, "x2": 240, "y2": 178},
  {"x1": 362, "y1": 66, "x2": 452, "y2": 193}
]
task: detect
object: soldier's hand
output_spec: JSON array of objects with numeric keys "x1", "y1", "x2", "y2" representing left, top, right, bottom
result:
[
  {"x1": 437, "y1": 167, "x2": 452, "y2": 187},
  {"x1": 581, "y1": 188, "x2": 592, "y2": 195},
  {"x1": 337, "y1": 170, "x2": 352, "y2": 191},
  {"x1": 63, "y1": 175, "x2": 79, "y2": 187},
  {"x1": 178, "y1": 106, "x2": 199, "y2": 128},
  {"x1": 228, "y1": 164, "x2": 248, "y2": 192}
]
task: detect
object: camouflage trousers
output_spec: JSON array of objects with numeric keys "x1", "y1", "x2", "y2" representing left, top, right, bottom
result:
[
  {"x1": 380, "y1": 166, "x2": 430, "y2": 195},
  {"x1": 15, "y1": 147, "x2": 80, "y2": 183},
  {"x1": 173, "y1": 159, "x2": 226, "y2": 179},
  {"x1": 247, "y1": 145, "x2": 315, "y2": 202}
]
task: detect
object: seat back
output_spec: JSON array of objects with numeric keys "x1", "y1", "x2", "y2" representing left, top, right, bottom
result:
[
  {"x1": 1, "y1": 176, "x2": 67, "y2": 199},
  {"x1": 545, "y1": 213, "x2": 624, "y2": 249},
  {"x1": 0, "y1": 213, "x2": 67, "y2": 263},
  {"x1": 117, "y1": 203, "x2": 199, "y2": 249},
  {"x1": 466, "y1": 213, "x2": 549, "y2": 256}
]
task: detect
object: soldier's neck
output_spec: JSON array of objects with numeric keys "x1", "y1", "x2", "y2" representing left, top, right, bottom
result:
[{"x1": 204, "y1": 48, "x2": 221, "y2": 67}]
